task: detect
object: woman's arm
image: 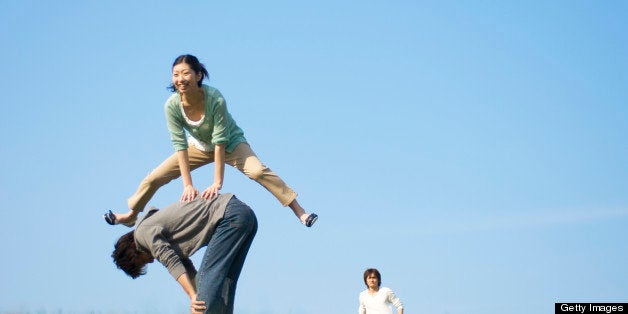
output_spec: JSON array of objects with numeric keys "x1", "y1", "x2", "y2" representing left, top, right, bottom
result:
[
  {"x1": 213, "y1": 143, "x2": 226, "y2": 187},
  {"x1": 201, "y1": 144, "x2": 225, "y2": 200},
  {"x1": 177, "y1": 149, "x2": 198, "y2": 202},
  {"x1": 176, "y1": 273, "x2": 206, "y2": 313}
]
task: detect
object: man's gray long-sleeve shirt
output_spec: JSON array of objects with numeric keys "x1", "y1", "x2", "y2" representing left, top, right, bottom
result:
[{"x1": 134, "y1": 193, "x2": 233, "y2": 280}]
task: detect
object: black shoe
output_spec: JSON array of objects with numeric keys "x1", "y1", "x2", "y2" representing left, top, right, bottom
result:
[
  {"x1": 103, "y1": 210, "x2": 135, "y2": 227},
  {"x1": 304, "y1": 213, "x2": 318, "y2": 227}
]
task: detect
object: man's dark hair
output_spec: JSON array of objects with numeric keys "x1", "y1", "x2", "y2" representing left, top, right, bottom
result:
[
  {"x1": 111, "y1": 231, "x2": 148, "y2": 279},
  {"x1": 363, "y1": 268, "x2": 382, "y2": 287}
]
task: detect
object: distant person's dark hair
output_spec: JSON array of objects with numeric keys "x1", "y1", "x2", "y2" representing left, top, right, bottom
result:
[
  {"x1": 363, "y1": 268, "x2": 382, "y2": 287},
  {"x1": 168, "y1": 54, "x2": 210, "y2": 92},
  {"x1": 111, "y1": 231, "x2": 148, "y2": 279}
]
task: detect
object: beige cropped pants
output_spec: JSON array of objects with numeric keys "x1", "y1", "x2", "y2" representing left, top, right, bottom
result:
[{"x1": 127, "y1": 142, "x2": 297, "y2": 212}]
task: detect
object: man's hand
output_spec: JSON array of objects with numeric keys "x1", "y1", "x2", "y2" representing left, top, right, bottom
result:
[
  {"x1": 177, "y1": 273, "x2": 203, "y2": 313},
  {"x1": 190, "y1": 294, "x2": 206, "y2": 314}
]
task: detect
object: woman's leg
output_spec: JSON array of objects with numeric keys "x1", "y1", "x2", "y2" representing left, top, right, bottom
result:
[
  {"x1": 225, "y1": 143, "x2": 314, "y2": 224},
  {"x1": 115, "y1": 147, "x2": 212, "y2": 224},
  {"x1": 196, "y1": 197, "x2": 257, "y2": 314}
]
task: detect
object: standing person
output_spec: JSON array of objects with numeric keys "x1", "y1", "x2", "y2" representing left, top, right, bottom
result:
[
  {"x1": 111, "y1": 193, "x2": 257, "y2": 314},
  {"x1": 358, "y1": 268, "x2": 404, "y2": 314},
  {"x1": 104, "y1": 54, "x2": 317, "y2": 228}
]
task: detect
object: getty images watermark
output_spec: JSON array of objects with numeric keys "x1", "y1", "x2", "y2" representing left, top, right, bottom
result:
[{"x1": 555, "y1": 303, "x2": 626, "y2": 314}]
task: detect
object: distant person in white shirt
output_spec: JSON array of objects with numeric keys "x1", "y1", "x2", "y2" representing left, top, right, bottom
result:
[{"x1": 358, "y1": 268, "x2": 404, "y2": 314}]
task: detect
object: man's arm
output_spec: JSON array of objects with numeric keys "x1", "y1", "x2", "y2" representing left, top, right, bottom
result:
[
  {"x1": 358, "y1": 293, "x2": 366, "y2": 314},
  {"x1": 387, "y1": 288, "x2": 403, "y2": 314},
  {"x1": 141, "y1": 229, "x2": 204, "y2": 313},
  {"x1": 177, "y1": 273, "x2": 206, "y2": 313}
]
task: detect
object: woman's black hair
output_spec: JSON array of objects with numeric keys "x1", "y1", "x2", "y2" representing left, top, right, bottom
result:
[{"x1": 167, "y1": 54, "x2": 210, "y2": 92}]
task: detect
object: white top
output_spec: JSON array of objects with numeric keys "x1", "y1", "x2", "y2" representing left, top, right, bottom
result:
[
  {"x1": 358, "y1": 287, "x2": 403, "y2": 314},
  {"x1": 179, "y1": 101, "x2": 212, "y2": 152}
]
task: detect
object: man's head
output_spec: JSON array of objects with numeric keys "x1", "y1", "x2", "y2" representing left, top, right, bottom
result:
[
  {"x1": 363, "y1": 268, "x2": 382, "y2": 289},
  {"x1": 111, "y1": 231, "x2": 154, "y2": 279}
]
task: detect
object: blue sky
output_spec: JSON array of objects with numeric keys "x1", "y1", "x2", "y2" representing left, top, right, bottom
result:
[{"x1": 1, "y1": 1, "x2": 627, "y2": 313}]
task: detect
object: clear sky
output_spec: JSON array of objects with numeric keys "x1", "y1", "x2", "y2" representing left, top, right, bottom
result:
[{"x1": 1, "y1": 1, "x2": 627, "y2": 313}]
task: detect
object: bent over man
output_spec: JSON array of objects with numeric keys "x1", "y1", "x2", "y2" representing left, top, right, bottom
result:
[{"x1": 111, "y1": 193, "x2": 257, "y2": 314}]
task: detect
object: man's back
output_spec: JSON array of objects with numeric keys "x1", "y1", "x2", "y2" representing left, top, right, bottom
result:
[{"x1": 134, "y1": 193, "x2": 234, "y2": 279}]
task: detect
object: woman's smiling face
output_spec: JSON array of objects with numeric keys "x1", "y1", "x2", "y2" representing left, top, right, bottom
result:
[{"x1": 172, "y1": 62, "x2": 202, "y2": 93}]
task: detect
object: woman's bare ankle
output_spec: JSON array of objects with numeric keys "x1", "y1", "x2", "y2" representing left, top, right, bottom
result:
[{"x1": 116, "y1": 211, "x2": 137, "y2": 223}]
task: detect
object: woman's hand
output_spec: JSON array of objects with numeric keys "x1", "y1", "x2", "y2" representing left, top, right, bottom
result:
[
  {"x1": 180, "y1": 185, "x2": 199, "y2": 202},
  {"x1": 201, "y1": 182, "x2": 222, "y2": 200},
  {"x1": 190, "y1": 294, "x2": 206, "y2": 314}
]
